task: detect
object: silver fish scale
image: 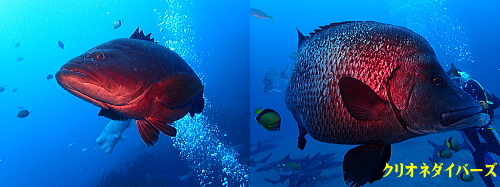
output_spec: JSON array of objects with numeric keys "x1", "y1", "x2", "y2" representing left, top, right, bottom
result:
[{"x1": 286, "y1": 22, "x2": 428, "y2": 144}]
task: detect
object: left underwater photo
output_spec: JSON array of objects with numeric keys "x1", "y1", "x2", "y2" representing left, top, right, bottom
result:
[{"x1": 0, "y1": 0, "x2": 249, "y2": 186}]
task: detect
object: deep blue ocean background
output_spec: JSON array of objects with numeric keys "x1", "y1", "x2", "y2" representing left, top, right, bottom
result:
[
  {"x1": 251, "y1": 0, "x2": 500, "y2": 186},
  {"x1": 1, "y1": 0, "x2": 499, "y2": 186},
  {"x1": 0, "y1": 0, "x2": 249, "y2": 186}
]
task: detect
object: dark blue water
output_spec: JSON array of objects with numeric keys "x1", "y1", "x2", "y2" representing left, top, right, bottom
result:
[
  {"x1": 1, "y1": 0, "x2": 499, "y2": 186},
  {"x1": 250, "y1": 0, "x2": 500, "y2": 186},
  {"x1": 0, "y1": 0, "x2": 248, "y2": 186}
]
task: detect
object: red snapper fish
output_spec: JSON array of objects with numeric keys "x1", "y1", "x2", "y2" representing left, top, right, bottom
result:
[
  {"x1": 56, "y1": 28, "x2": 204, "y2": 146},
  {"x1": 285, "y1": 21, "x2": 490, "y2": 187}
]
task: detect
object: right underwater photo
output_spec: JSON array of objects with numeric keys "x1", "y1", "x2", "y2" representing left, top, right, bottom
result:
[{"x1": 250, "y1": 0, "x2": 500, "y2": 187}]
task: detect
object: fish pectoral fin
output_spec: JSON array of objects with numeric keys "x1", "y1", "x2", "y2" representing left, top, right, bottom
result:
[
  {"x1": 155, "y1": 73, "x2": 204, "y2": 109},
  {"x1": 343, "y1": 143, "x2": 391, "y2": 187},
  {"x1": 144, "y1": 117, "x2": 177, "y2": 137},
  {"x1": 98, "y1": 109, "x2": 129, "y2": 121},
  {"x1": 136, "y1": 119, "x2": 160, "y2": 146},
  {"x1": 339, "y1": 77, "x2": 389, "y2": 121}
]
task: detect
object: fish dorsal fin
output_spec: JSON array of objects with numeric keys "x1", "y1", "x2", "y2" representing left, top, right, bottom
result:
[
  {"x1": 281, "y1": 154, "x2": 291, "y2": 162},
  {"x1": 308, "y1": 21, "x2": 358, "y2": 38},
  {"x1": 339, "y1": 77, "x2": 390, "y2": 121},
  {"x1": 130, "y1": 27, "x2": 155, "y2": 42},
  {"x1": 297, "y1": 21, "x2": 360, "y2": 49},
  {"x1": 296, "y1": 27, "x2": 307, "y2": 50}
]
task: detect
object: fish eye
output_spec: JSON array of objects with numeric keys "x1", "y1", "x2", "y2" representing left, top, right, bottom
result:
[
  {"x1": 95, "y1": 52, "x2": 106, "y2": 60},
  {"x1": 432, "y1": 75, "x2": 446, "y2": 87}
]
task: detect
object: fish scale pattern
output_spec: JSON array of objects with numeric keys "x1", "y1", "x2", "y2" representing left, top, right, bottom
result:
[{"x1": 286, "y1": 21, "x2": 433, "y2": 145}]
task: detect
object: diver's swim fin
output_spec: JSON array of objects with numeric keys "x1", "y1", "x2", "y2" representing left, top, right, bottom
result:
[{"x1": 484, "y1": 152, "x2": 500, "y2": 181}]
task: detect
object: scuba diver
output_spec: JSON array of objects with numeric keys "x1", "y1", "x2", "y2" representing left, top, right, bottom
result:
[{"x1": 448, "y1": 63, "x2": 500, "y2": 187}]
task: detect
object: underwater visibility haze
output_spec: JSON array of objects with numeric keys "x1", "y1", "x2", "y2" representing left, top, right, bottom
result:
[
  {"x1": 251, "y1": 0, "x2": 499, "y2": 186},
  {"x1": 0, "y1": 0, "x2": 248, "y2": 186},
  {"x1": 1, "y1": 0, "x2": 500, "y2": 186}
]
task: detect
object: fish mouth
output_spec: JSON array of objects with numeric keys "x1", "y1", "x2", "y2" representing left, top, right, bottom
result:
[
  {"x1": 58, "y1": 63, "x2": 101, "y2": 87},
  {"x1": 440, "y1": 106, "x2": 489, "y2": 128},
  {"x1": 56, "y1": 62, "x2": 119, "y2": 107}
]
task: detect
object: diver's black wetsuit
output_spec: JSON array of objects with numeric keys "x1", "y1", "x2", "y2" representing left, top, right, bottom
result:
[{"x1": 461, "y1": 79, "x2": 500, "y2": 187}]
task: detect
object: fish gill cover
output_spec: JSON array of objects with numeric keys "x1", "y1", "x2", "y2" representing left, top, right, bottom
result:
[{"x1": 156, "y1": 0, "x2": 248, "y2": 186}]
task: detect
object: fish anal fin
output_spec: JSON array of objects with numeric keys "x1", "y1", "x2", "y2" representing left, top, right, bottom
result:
[
  {"x1": 369, "y1": 144, "x2": 391, "y2": 183},
  {"x1": 339, "y1": 77, "x2": 389, "y2": 121},
  {"x1": 98, "y1": 109, "x2": 129, "y2": 121},
  {"x1": 298, "y1": 124, "x2": 307, "y2": 150},
  {"x1": 145, "y1": 117, "x2": 177, "y2": 137},
  {"x1": 155, "y1": 73, "x2": 204, "y2": 109},
  {"x1": 136, "y1": 119, "x2": 159, "y2": 146},
  {"x1": 343, "y1": 142, "x2": 391, "y2": 187}
]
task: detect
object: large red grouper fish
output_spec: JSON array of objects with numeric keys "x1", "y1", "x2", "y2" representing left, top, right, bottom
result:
[
  {"x1": 285, "y1": 21, "x2": 490, "y2": 187},
  {"x1": 56, "y1": 28, "x2": 204, "y2": 146}
]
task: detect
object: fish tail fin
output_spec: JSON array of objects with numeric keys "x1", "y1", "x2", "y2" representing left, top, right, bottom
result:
[
  {"x1": 484, "y1": 152, "x2": 500, "y2": 181},
  {"x1": 279, "y1": 63, "x2": 292, "y2": 84},
  {"x1": 189, "y1": 89, "x2": 204, "y2": 117}
]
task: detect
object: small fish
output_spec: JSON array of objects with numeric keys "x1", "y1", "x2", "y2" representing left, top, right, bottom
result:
[
  {"x1": 12, "y1": 88, "x2": 18, "y2": 92},
  {"x1": 17, "y1": 106, "x2": 24, "y2": 109},
  {"x1": 15, "y1": 57, "x2": 25, "y2": 61},
  {"x1": 458, "y1": 171, "x2": 474, "y2": 182},
  {"x1": 437, "y1": 149, "x2": 452, "y2": 159},
  {"x1": 263, "y1": 65, "x2": 290, "y2": 94},
  {"x1": 46, "y1": 74, "x2": 54, "y2": 79},
  {"x1": 58, "y1": 40, "x2": 64, "y2": 49},
  {"x1": 277, "y1": 162, "x2": 300, "y2": 173},
  {"x1": 250, "y1": 8, "x2": 274, "y2": 22},
  {"x1": 255, "y1": 108, "x2": 280, "y2": 131},
  {"x1": 0, "y1": 87, "x2": 4, "y2": 93},
  {"x1": 445, "y1": 137, "x2": 460, "y2": 152},
  {"x1": 112, "y1": 20, "x2": 122, "y2": 29},
  {"x1": 17, "y1": 110, "x2": 30, "y2": 118},
  {"x1": 0, "y1": 158, "x2": 3, "y2": 163},
  {"x1": 82, "y1": 148, "x2": 88, "y2": 152},
  {"x1": 14, "y1": 42, "x2": 20, "y2": 47},
  {"x1": 68, "y1": 143, "x2": 75, "y2": 147}
]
